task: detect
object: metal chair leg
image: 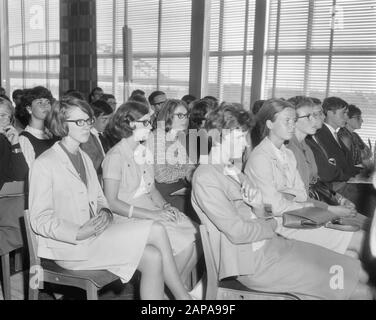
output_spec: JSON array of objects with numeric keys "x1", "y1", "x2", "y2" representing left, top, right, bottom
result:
[
  {"x1": 1, "y1": 253, "x2": 11, "y2": 300},
  {"x1": 86, "y1": 283, "x2": 98, "y2": 300}
]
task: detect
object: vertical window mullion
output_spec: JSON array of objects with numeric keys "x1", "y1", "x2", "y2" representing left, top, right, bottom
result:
[
  {"x1": 157, "y1": 0, "x2": 162, "y2": 90},
  {"x1": 326, "y1": 0, "x2": 336, "y2": 97},
  {"x1": 217, "y1": 0, "x2": 224, "y2": 101},
  {"x1": 272, "y1": 0, "x2": 281, "y2": 98},
  {"x1": 240, "y1": 0, "x2": 249, "y2": 105},
  {"x1": 45, "y1": 0, "x2": 50, "y2": 89},
  {"x1": 21, "y1": 0, "x2": 26, "y2": 88},
  {"x1": 112, "y1": 0, "x2": 117, "y2": 95},
  {"x1": 303, "y1": 0, "x2": 314, "y2": 95}
]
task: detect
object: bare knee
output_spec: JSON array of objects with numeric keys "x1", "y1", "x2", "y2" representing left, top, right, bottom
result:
[
  {"x1": 139, "y1": 245, "x2": 162, "y2": 273},
  {"x1": 348, "y1": 230, "x2": 365, "y2": 252},
  {"x1": 358, "y1": 267, "x2": 369, "y2": 284}
]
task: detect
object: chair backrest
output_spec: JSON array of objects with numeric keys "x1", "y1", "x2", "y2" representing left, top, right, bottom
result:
[
  {"x1": 199, "y1": 224, "x2": 220, "y2": 300},
  {"x1": 23, "y1": 210, "x2": 41, "y2": 266}
]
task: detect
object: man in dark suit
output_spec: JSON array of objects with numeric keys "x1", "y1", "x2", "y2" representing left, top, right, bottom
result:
[
  {"x1": 81, "y1": 100, "x2": 113, "y2": 177},
  {"x1": 307, "y1": 97, "x2": 360, "y2": 204}
]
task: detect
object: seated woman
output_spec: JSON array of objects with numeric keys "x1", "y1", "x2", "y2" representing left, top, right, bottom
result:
[
  {"x1": 28, "y1": 97, "x2": 191, "y2": 300},
  {"x1": 338, "y1": 104, "x2": 372, "y2": 165},
  {"x1": 286, "y1": 96, "x2": 367, "y2": 225},
  {"x1": 0, "y1": 97, "x2": 28, "y2": 257},
  {"x1": 18, "y1": 86, "x2": 57, "y2": 168},
  {"x1": 245, "y1": 99, "x2": 365, "y2": 256},
  {"x1": 191, "y1": 104, "x2": 372, "y2": 299},
  {"x1": 102, "y1": 101, "x2": 199, "y2": 286},
  {"x1": 153, "y1": 99, "x2": 197, "y2": 220}
]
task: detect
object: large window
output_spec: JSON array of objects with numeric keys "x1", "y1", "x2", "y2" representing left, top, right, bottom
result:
[
  {"x1": 264, "y1": 0, "x2": 376, "y2": 142},
  {"x1": 96, "y1": 0, "x2": 192, "y2": 102},
  {"x1": 6, "y1": 0, "x2": 60, "y2": 97},
  {"x1": 207, "y1": 0, "x2": 256, "y2": 107}
]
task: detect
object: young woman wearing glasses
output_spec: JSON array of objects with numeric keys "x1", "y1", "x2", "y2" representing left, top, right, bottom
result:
[
  {"x1": 102, "y1": 101, "x2": 198, "y2": 291},
  {"x1": 29, "y1": 97, "x2": 191, "y2": 299}
]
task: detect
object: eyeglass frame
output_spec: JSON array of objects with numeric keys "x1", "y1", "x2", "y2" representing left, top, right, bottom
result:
[
  {"x1": 65, "y1": 118, "x2": 96, "y2": 127},
  {"x1": 296, "y1": 111, "x2": 322, "y2": 121},
  {"x1": 173, "y1": 113, "x2": 189, "y2": 120},
  {"x1": 133, "y1": 120, "x2": 152, "y2": 127}
]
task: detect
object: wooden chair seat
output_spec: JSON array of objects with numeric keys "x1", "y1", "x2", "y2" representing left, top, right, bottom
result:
[
  {"x1": 41, "y1": 259, "x2": 119, "y2": 290},
  {"x1": 24, "y1": 210, "x2": 120, "y2": 300}
]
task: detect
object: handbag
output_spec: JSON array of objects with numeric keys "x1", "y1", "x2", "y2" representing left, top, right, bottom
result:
[
  {"x1": 308, "y1": 180, "x2": 338, "y2": 206},
  {"x1": 283, "y1": 207, "x2": 360, "y2": 232}
]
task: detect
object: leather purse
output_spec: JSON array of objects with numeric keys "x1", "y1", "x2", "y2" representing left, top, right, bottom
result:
[{"x1": 283, "y1": 207, "x2": 360, "y2": 232}]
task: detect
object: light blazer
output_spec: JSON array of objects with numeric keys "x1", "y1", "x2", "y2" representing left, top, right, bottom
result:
[
  {"x1": 191, "y1": 164, "x2": 276, "y2": 280},
  {"x1": 245, "y1": 138, "x2": 307, "y2": 216},
  {"x1": 29, "y1": 142, "x2": 109, "y2": 261}
]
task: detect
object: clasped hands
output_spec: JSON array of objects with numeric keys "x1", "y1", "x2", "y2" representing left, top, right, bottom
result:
[
  {"x1": 155, "y1": 204, "x2": 185, "y2": 223},
  {"x1": 76, "y1": 208, "x2": 113, "y2": 241}
]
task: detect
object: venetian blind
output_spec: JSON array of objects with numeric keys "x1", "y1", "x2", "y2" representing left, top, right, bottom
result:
[
  {"x1": 207, "y1": 0, "x2": 256, "y2": 108},
  {"x1": 96, "y1": 0, "x2": 192, "y2": 103},
  {"x1": 264, "y1": 0, "x2": 376, "y2": 143},
  {"x1": 7, "y1": 0, "x2": 60, "y2": 98}
]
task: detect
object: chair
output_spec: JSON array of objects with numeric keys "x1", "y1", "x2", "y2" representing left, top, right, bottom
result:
[
  {"x1": 199, "y1": 225, "x2": 299, "y2": 300},
  {"x1": 23, "y1": 210, "x2": 119, "y2": 300}
]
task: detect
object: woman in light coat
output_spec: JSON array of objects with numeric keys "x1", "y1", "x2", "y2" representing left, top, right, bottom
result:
[
  {"x1": 191, "y1": 104, "x2": 372, "y2": 299},
  {"x1": 245, "y1": 99, "x2": 364, "y2": 256},
  {"x1": 29, "y1": 97, "x2": 191, "y2": 300}
]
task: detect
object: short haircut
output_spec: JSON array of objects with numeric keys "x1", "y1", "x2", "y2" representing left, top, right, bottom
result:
[
  {"x1": 19, "y1": 86, "x2": 53, "y2": 124},
  {"x1": 130, "y1": 89, "x2": 145, "y2": 98},
  {"x1": 88, "y1": 87, "x2": 103, "y2": 103},
  {"x1": 0, "y1": 87, "x2": 5, "y2": 95},
  {"x1": 100, "y1": 93, "x2": 115, "y2": 102},
  {"x1": 128, "y1": 94, "x2": 149, "y2": 107},
  {"x1": 322, "y1": 97, "x2": 348, "y2": 116},
  {"x1": 205, "y1": 103, "x2": 252, "y2": 145},
  {"x1": 107, "y1": 101, "x2": 149, "y2": 140},
  {"x1": 0, "y1": 94, "x2": 11, "y2": 103},
  {"x1": 48, "y1": 96, "x2": 94, "y2": 138},
  {"x1": 202, "y1": 96, "x2": 219, "y2": 109},
  {"x1": 12, "y1": 89, "x2": 23, "y2": 100},
  {"x1": 287, "y1": 96, "x2": 314, "y2": 110},
  {"x1": 347, "y1": 104, "x2": 361, "y2": 118},
  {"x1": 256, "y1": 98, "x2": 295, "y2": 143},
  {"x1": 156, "y1": 99, "x2": 188, "y2": 133},
  {"x1": 309, "y1": 97, "x2": 322, "y2": 105},
  {"x1": 0, "y1": 97, "x2": 15, "y2": 123},
  {"x1": 181, "y1": 94, "x2": 197, "y2": 106},
  {"x1": 148, "y1": 90, "x2": 166, "y2": 105},
  {"x1": 91, "y1": 100, "x2": 113, "y2": 117},
  {"x1": 189, "y1": 99, "x2": 212, "y2": 130},
  {"x1": 63, "y1": 89, "x2": 86, "y2": 101},
  {"x1": 251, "y1": 100, "x2": 265, "y2": 115}
]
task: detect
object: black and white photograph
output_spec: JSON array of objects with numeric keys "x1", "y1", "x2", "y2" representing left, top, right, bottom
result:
[{"x1": 0, "y1": 0, "x2": 376, "y2": 305}]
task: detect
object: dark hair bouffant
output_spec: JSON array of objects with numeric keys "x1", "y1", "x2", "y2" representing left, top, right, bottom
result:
[
  {"x1": 107, "y1": 101, "x2": 149, "y2": 140},
  {"x1": 48, "y1": 96, "x2": 94, "y2": 138}
]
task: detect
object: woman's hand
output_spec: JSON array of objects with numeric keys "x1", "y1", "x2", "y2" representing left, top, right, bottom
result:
[
  {"x1": 241, "y1": 177, "x2": 264, "y2": 209},
  {"x1": 152, "y1": 209, "x2": 179, "y2": 223},
  {"x1": 328, "y1": 205, "x2": 356, "y2": 217},
  {"x1": 76, "y1": 211, "x2": 112, "y2": 241},
  {"x1": 339, "y1": 197, "x2": 356, "y2": 210},
  {"x1": 2, "y1": 125, "x2": 19, "y2": 145}
]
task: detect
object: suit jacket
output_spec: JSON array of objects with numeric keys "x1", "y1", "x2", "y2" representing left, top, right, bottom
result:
[
  {"x1": 191, "y1": 163, "x2": 276, "y2": 280},
  {"x1": 314, "y1": 124, "x2": 358, "y2": 182},
  {"x1": 80, "y1": 133, "x2": 105, "y2": 175},
  {"x1": 245, "y1": 138, "x2": 307, "y2": 216},
  {"x1": 305, "y1": 135, "x2": 347, "y2": 184},
  {"x1": 29, "y1": 142, "x2": 109, "y2": 261}
]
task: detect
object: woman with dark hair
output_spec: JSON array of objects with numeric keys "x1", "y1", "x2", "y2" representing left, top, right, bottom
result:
[
  {"x1": 245, "y1": 99, "x2": 365, "y2": 257},
  {"x1": 191, "y1": 103, "x2": 372, "y2": 300},
  {"x1": 102, "y1": 101, "x2": 199, "y2": 287},
  {"x1": 29, "y1": 96, "x2": 191, "y2": 300},
  {"x1": 18, "y1": 86, "x2": 57, "y2": 168},
  {"x1": 88, "y1": 87, "x2": 104, "y2": 104},
  {"x1": 153, "y1": 99, "x2": 198, "y2": 221},
  {"x1": 338, "y1": 104, "x2": 372, "y2": 165}
]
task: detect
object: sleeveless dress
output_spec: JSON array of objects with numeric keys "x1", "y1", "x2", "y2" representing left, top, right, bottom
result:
[{"x1": 102, "y1": 138, "x2": 198, "y2": 256}]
